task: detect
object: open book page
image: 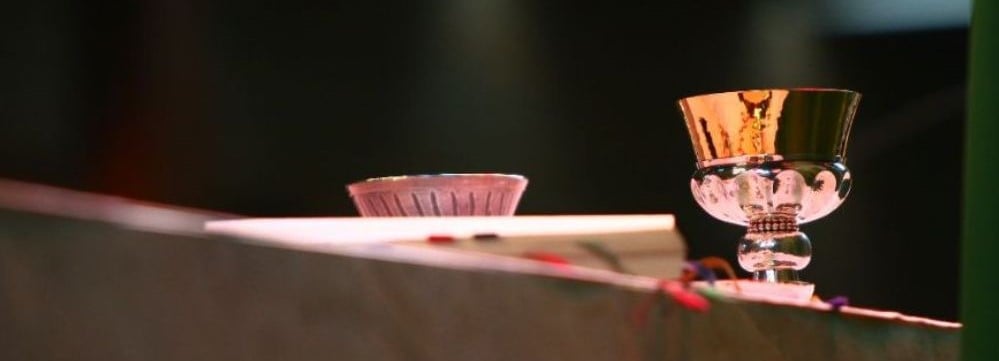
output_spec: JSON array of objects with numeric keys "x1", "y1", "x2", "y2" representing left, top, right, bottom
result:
[{"x1": 205, "y1": 214, "x2": 686, "y2": 279}]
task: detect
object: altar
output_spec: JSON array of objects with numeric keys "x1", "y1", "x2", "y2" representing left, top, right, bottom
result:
[{"x1": 0, "y1": 180, "x2": 959, "y2": 361}]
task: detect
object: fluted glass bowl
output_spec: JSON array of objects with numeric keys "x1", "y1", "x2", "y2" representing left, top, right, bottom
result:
[{"x1": 347, "y1": 173, "x2": 528, "y2": 217}]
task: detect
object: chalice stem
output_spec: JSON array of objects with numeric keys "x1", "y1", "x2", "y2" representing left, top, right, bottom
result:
[
  {"x1": 738, "y1": 213, "x2": 812, "y2": 283},
  {"x1": 755, "y1": 269, "x2": 800, "y2": 283}
]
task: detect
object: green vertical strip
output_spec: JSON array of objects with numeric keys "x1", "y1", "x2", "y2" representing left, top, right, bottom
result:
[{"x1": 963, "y1": 1, "x2": 999, "y2": 360}]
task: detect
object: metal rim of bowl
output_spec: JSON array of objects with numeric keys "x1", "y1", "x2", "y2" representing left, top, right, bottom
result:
[
  {"x1": 352, "y1": 173, "x2": 526, "y2": 184},
  {"x1": 678, "y1": 87, "x2": 859, "y2": 101},
  {"x1": 346, "y1": 173, "x2": 528, "y2": 193}
]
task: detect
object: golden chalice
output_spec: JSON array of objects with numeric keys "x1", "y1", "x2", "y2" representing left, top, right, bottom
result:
[{"x1": 678, "y1": 88, "x2": 861, "y2": 287}]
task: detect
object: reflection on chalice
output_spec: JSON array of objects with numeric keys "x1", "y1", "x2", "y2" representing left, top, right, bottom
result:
[{"x1": 678, "y1": 88, "x2": 860, "y2": 290}]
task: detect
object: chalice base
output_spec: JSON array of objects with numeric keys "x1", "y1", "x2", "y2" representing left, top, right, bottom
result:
[{"x1": 700, "y1": 279, "x2": 816, "y2": 302}]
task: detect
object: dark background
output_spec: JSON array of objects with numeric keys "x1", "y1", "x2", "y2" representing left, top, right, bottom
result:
[{"x1": 1, "y1": 1, "x2": 968, "y2": 320}]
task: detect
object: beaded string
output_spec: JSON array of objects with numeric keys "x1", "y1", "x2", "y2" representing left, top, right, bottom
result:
[{"x1": 680, "y1": 256, "x2": 741, "y2": 292}]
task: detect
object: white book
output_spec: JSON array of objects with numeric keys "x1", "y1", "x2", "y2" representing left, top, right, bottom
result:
[{"x1": 205, "y1": 214, "x2": 686, "y2": 280}]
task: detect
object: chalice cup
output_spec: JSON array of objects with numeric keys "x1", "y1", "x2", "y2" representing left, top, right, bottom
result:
[{"x1": 678, "y1": 88, "x2": 860, "y2": 285}]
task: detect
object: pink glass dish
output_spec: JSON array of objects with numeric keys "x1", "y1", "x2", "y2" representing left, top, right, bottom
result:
[{"x1": 347, "y1": 174, "x2": 528, "y2": 217}]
